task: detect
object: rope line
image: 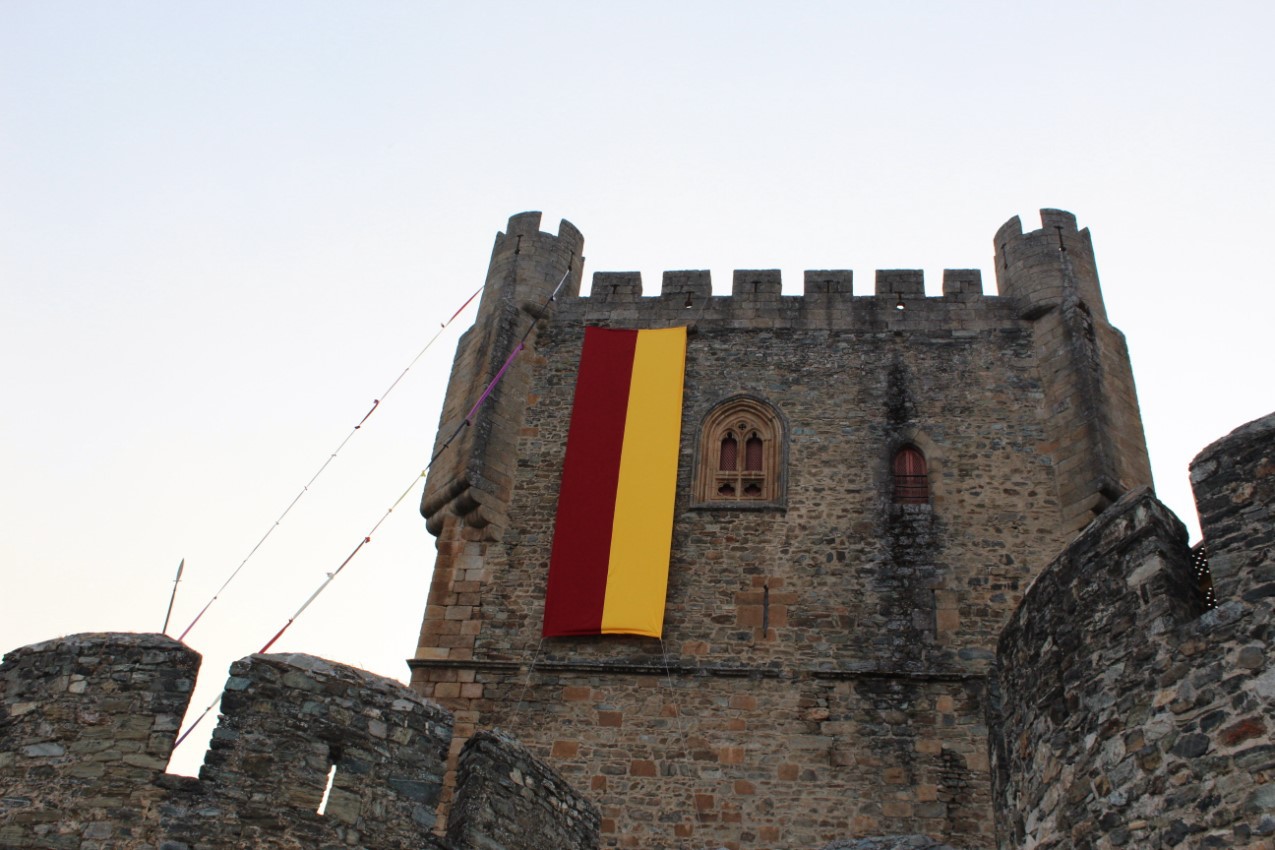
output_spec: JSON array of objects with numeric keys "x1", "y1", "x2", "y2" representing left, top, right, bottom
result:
[
  {"x1": 176, "y1": 286, "x2": 482, "y2": 642},
  {"x1": 428, "y1": 263, "x2": 574, "y2": 467},
  {"x1": 175, "y1": 260, "x2": 572, "y2": 750},
  {"x1": 258, "y1": 469, "x2": 425, "y2": 655},
  {"x1": 173, "y1": 692, "x2": 220, "y2": 749},
  {"x1": 465, "y1": 343, "x2": 523, "y2": 422},
  {"x1": 174, "y1": 470, "x2": 426, "y2": 749}
]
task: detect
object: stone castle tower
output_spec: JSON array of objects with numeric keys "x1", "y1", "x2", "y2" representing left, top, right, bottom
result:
[{"x1": 410, "y1": 209, "x2": 1153, "y2": 849}]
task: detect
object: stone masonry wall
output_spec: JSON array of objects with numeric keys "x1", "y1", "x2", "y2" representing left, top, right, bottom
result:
[
  {"x1": 418, "y1": 664, "x2": 991, "y2": 848},
  {"x1": 492, "y1": 299, "x2": 1064, "y2": 676},
  {"x1": 419, "y1": 296, "x2": 1063, "y2": 848},
  {"x1": 991, "y1": 411, "x2": 1275, "y2": 849},
  {"x1": 0, "y1": 632, "x2": 598, "y2": 850},
  {"x1": 414, "y1": 303, "x2": 1066, "y2": 848}
]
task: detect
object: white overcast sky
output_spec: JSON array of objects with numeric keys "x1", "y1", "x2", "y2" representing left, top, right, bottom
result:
[{"x1": 2, "y1": 2, "x2": 1273, "y2": 775}]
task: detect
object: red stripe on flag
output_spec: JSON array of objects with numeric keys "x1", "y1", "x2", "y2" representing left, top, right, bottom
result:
[{"x1": 543, "y1": 328, "x2": 638, "y2": 636}]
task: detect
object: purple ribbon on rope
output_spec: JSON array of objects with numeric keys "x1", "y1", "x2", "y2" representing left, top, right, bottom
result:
[{"x1": 465, "y1": 342, "x2": 525, "y2": 423}]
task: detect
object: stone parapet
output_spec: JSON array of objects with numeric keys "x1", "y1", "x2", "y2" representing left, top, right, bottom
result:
[
  {"x1": 992, "y1": 409, "x2": 1275, "y2": 850},
  {"x1": 574, "y1": 268, "x2": 1006, "y2": 332},
  {"x1": 201, "y1": 651, "x2": 453, "y2": 843},
  {"x1": 1190, "y1": 410, "x2": 1275, "y2": 603},
  {"x1": 448, "y1": 729, "x2": 601, "y2": 850},
  {"x1": 0, "y1": 632, "x2": 199, "y2": 847},
  {"x1": 0, "y1": 632, "x2": 598, "y2": 850}
]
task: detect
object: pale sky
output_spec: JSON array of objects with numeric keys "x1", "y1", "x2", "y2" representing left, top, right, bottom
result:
[{"x1": 2, "y1": 2, "x2": 1272, "y2": 776}]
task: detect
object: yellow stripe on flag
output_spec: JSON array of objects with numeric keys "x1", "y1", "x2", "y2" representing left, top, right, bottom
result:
[{"x1": 601, "y1": 327, "x2": 687, "y2": 636}]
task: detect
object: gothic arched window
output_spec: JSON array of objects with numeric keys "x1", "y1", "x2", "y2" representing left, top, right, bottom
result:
[
  {"x1": 695, "y1": 397, "x2": 784, "y2": 505},
  {"x1": 892, "y1": 445, "x2": 929, "y2": 504}
]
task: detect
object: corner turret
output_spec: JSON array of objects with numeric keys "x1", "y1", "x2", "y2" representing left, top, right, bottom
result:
[
  {"x1": 994, "y1": 208, "x2": 1105, "y2": 321},
  {"x1": 994, "y1": 209, "x2": 1152, "y2": 532},
  {"x1": 421, "y1": 212, "x2": 584, "y2": 541},
  {"x1": 471, "y1": 211, "x2": 584, "y2": 327}
]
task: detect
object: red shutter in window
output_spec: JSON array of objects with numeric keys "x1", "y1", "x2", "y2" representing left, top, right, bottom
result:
[
  {"x1": 719, "y1": 434, "x2": 738, "y2": 471},
  {"x1": 744, "y1": 434, "x2": 763, "y2": 471},
  {"x1": 892, "y1": 446, "x2": 929, "y2": 504}
]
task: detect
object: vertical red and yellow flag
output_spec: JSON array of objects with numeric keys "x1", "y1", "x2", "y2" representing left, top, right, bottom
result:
[{"x1": 542, "y1": 326, "x2": 687, "y2": 638}]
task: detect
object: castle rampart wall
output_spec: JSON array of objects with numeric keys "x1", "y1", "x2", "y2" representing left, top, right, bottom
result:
[
  {"x1": 991, "y1": 411, "x2": 1275, "y2": 849},
  {"x1": 0, "y1": 632, "x2": 598, "y2": 850}
]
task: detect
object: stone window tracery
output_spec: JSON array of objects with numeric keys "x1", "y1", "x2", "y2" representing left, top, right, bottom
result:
[{"x1": 695, "y1": 397, "x2": 784, "y2": 505}]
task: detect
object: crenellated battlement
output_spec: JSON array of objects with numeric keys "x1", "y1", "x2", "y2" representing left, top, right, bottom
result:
[
  {"x1": 573, "y1": 208, "x2": 1115, "y2": 327},
  {"x1": 574, "y1": 266, "x2": 999, "y2": 332},
  {"x1": 504, "y1": 208, "x2": 1119, "y2": 334},
  {"x1": 201, "y1": 651, "x2": 453, "y2": 838},
  {"x1": 421, "y1": 213, "x2": 584, "y2": 540},
  {"x1": 477, "y1": 211, "x2": 585, "y2": 321},
  {"x1": 0, "y1": 633, "x2": 599, "y2": 850},
  {"x1": 585, "y1": 266, "x2": 983, "y2": 303}
]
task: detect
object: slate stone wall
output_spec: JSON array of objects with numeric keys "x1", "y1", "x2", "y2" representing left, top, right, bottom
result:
[
  {"x1": 448, "y1": 729, "x2": 600, "y2": 850},
  {"x1": 0, "y1": 632, "x2": 199, "y2": 848},
  {"x1": 0, "y1": 632, "x2": 598, "y2": 850},
  {"x1": 991, "y1": 410, "x2": 1275, "y2": 849},
  {"x1": 1190, "y1": 411, "x2": 1275, "y2": 604}
]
